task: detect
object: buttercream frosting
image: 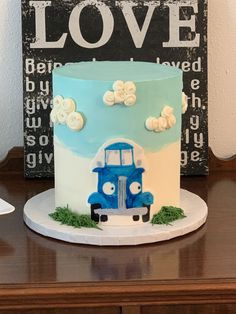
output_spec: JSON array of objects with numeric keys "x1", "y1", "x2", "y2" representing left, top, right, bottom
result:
[
  {"x1": 53, "y1": 95, "x2": 63, "y2": 110},
  {"x1": 145, "y1": 117, "x2": 157, "y2": 131},
  {"x1": 124, "y1": 94, "x2": 136, "y2": 106},
  {"x1": 166, "y1": 114, "x2": 176, "y2": 129},
  {"x1": 103, "y1": 91, "x2": 115, "y2": 106},
  {"x1": 154, "y1": 117, "x2": 168, "y2": 132},
  {"x1": 51, "y1": 95, "x2": 84, "y2": 132},
  {"x1": 114, "y1": 90, "x2": 125, "y2": 103},
  {"x1": 182, "y1": 92, "x2": 188, "y2": 114},
  {"x1": 145, "y1": 106, "x2": 176, "y2": 133},
  {"x1": 57, "y1": 109, "x2": 68, "y2": 124},
  {"x1": 113, "y1": 80, "x2": 125, "y2": 92},
  {"x1": 124, "y1": 81, "x2": 136, "y2": 95},
  {"x1": 103, "y1": 80, "x2": 137, "y2": 107},
  {"x1": 67, "y1": 112, "x2": 84, "y2": 131},
  {"x1": 50, "y1": 109, "x2": 58, "y2": 124},
  {"x1": 62, "y1": 98, "x2": 76, "y2": 113},
  {"x1": 161, "y1": 105, "x2": 174, "y2": 118}
]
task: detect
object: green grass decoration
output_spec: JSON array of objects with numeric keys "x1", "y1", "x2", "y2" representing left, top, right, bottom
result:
[
  {"x1": 49, "y1": 206, "x2": 101, "y2": 230},
  {"x1": 151, "y1": 206, "x2": 186, "y2": 225}
]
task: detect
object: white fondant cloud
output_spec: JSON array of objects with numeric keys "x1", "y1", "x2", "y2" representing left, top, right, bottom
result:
[
  {"x1": 62, "y1": 98, "x2": 76, "y2": 113},
  {"x1": 113, "y1": 80, "x2": 124, "y2": 92},
  {"x1": 124, "y1": 94, "x2": 136, "y2": 106},
  {"x1": 145, "y1": 105, "x2": 176, "y2": 133},
  {"x1": 57, "y1": 109, "x2": 68, "y2": 124},
  {"x1": 53, "y1": 95, "x2": 63, "y2": 110},
  {"x1": 67, "y1": 112, "x2": 84, "y2": 131},
  {"x1": 103, "y1": 80, "x2": 137, "y2": 106},
  {"x1": 51, "y1": 95, "x2": 84, "y2": 131},
  {"x1": 50, "y1": 109, "x2": 58, "y2": 124},
  {"x1": 114, "y1": 90, "x2": 125, "y2": 103},
  {"x1": 124, "y1": 81, "x2": 136, "y2": 95},
  {"x1": 103, "y1": 91, "x2": 115, "y2": 106}
]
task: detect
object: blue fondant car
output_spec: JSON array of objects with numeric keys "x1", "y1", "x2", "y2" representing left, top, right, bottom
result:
[{"x1": 88, "y1": 142, "x2": 154, "y2": 223}]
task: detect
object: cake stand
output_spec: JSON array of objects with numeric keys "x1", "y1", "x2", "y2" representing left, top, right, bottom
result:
[{"x1": 24, "y1": 189, "x2": 207, "y2": 246}]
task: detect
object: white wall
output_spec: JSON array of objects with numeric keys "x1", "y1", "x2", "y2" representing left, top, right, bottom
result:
[
  {"x1": 208, "y1": 0, "x2": 236, "y2": 158},
  {"x1": 0, "y1": 0, "x2": 23, "y2": 160},
  {"x1": 0, "y1": 0, "x2": 236, "y2": 161}
]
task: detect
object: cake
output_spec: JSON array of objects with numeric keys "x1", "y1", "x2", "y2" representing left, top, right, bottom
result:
[
  {"x1": 51, "y1": 61, "x2": 186, "y2": 227},
  {"x1": 23, "y1": 61, "x2": 208, "y2": 245}
]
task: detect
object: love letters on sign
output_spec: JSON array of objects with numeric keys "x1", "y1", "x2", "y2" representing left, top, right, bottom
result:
[{"x1": 22, "y1": 0, "x2": 208, "y2": 177}]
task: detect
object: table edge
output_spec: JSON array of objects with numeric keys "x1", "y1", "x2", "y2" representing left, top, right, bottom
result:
[{"x1": 1, "y1": 279, "x2": 236, "y2": 309}]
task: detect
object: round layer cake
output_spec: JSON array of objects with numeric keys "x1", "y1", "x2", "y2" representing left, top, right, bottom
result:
[{"x1": 52, "y1": 61, "x2": 183, "y2": 226}]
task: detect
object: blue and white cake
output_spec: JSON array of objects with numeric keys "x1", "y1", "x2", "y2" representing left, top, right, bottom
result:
[{"x1": 51, "y1": 61, "x2": 186, "y2": 226}]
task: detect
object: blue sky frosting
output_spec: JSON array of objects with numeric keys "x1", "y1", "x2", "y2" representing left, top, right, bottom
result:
[{"x1": 53, "y1": 61, "x2": 182, "y2": 157}]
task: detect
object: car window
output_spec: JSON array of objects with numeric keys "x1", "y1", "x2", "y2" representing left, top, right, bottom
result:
[
  {"x1": 106, "y1": 150, "x2": 120, "y2": 165},
  {"x1": 121, "y1": 149, "x2": 133, "y2": 166}
]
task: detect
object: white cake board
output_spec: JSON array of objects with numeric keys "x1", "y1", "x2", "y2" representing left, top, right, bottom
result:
[
  {"x1": 0, "y1": 198, "x2": 15, "y2": 215},
  {"x1": 23, "y1": 189, "x2": 207, "y2": 246}
]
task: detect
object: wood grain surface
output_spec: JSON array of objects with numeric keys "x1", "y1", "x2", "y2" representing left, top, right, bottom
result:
[{"x1": 0, "y1": 148, "x2": 236, "y2": 313}]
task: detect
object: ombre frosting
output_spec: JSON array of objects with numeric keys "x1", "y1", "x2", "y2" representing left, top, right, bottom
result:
[{"x1": 53, "y1": 61, "x2": 182, "y2": 157}]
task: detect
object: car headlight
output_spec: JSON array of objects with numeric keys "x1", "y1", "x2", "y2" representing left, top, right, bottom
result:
[
  {"x1": 102, "y1": 182, "x2": 116, "y2": 195},
  {"x1": 129, "y1": 182, "x2": 142, "y2": 195}
]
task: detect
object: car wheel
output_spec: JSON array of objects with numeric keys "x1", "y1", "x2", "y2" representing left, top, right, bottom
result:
[
  {"x1": 101, "y1": 215, "x2": 108, "y2": 222},
  {"x1": 91, "y1": 203, "x2": 101, "y2": 223},
  {"x1": 133, "y1": 215, "x2": 140, "y2": 221},
  {"x1": 142, "y1": 205, "x2": 150, "y2": 222}
]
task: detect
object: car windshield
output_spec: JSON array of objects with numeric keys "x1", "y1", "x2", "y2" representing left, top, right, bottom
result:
[
  {"x1": 121, "y1": 149, "x2": 133, "y2": 166},
  {"x1": 106, "y1": 150, "x2": 120, "y2": 165}
]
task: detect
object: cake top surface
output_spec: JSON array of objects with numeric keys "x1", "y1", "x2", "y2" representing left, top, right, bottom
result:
[{"x1": 53, "y1": 61, "x2": 182, "y2": 81}]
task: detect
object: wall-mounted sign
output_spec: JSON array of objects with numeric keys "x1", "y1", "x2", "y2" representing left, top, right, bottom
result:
[{"x1": 22, "y1": 0, "x2": 208, "y2": 177}]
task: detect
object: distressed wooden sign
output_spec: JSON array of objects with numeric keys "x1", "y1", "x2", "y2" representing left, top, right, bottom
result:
[{"x1": 22, "y1": 0, "x2": 208, "y2": 177}]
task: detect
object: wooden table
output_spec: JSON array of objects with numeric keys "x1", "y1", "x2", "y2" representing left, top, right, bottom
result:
[{"x1": 0, "y1": 150, "x2": 236, "y2": 313}]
